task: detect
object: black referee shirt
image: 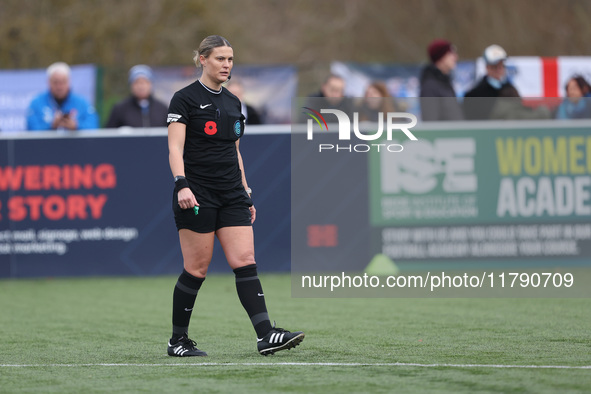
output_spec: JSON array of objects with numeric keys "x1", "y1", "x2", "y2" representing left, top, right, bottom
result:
[{"x1": 168, "y1": 81, "x2": 246, "y2": 191}]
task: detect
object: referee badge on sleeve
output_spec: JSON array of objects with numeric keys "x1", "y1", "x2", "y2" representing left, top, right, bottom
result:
[{"x1": 233, "y1": 120, "x2": 242, "y2": 137}]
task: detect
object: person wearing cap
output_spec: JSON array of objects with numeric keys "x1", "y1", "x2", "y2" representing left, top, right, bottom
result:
[
  {"x1": 26, "y1": 62, "x2": 99, "y2": 131},
  {"x1": 105, "y1": 65, "x2": 168, "y2": 128},
  {"x1": 463, "y1": 44, "x2": 517, "y2": 120},
  {"x1": 419, "y1": 39, "x2": 464, "y2": 121}
]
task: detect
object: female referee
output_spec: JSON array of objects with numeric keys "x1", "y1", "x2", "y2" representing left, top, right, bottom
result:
[{"x1": 166, "y1": 35, "x2": 304, "y2": 357}]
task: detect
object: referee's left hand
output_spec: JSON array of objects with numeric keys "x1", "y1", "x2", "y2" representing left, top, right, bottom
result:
[{"x1": 249, "y1": 205, "x2": 256, "y2": 223}]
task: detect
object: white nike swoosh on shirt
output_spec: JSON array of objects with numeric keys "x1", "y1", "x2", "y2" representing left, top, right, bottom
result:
[{"x1": 200, "y1": 104, "x2": 212, "y2": 109}]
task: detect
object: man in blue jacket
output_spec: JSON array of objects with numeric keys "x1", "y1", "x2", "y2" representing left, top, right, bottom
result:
[{"x1": 26, "y1": 62, "x2": 99, "y2": 131}]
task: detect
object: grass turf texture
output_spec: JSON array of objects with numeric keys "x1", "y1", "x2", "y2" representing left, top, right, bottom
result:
[{"x1": 0, "y1": 274, "x2": 589, "y2": 393}]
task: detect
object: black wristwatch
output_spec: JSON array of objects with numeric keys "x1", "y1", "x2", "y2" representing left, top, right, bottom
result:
[{"x1": 174, "y1": 175, "x2": 185, "y2": 182}]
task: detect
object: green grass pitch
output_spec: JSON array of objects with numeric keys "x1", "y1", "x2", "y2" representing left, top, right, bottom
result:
[{"x1": 0, "y1": 274, "x2": 590, "y2": 393}]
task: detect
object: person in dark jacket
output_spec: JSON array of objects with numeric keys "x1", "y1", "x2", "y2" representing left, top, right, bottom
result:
[
  {"x1": 419, "y1": 39, "x2": 463, "y2": 121},
  {"x1": 463, "y1": 45, "x2": 517, "y2": 120},
  {"x1": 106, "y1": 65, "x2": 168, "y2": 128}
]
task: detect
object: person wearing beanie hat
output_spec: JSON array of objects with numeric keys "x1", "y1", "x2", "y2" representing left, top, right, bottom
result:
[
  {"x1": 463, "y1": 44, "x2": 519, "y2": 120},
  {"x1": 106, "y1": 64, "x2": 168, "y2": 128},
  {"x1": 419, "y1": 39, "x2": 463, "y2": 121},
  {"x1": 428, "y1": 39, "x2": 454, "y2": 64},
  {"x1": 128, "y1": 64, "x2": 153, "y2": 84}
]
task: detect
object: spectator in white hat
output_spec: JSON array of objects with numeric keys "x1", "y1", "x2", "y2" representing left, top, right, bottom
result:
[
  {"x1": 463, "y1": 45, "x2": 519, "y2": 120},
  {"x1": 106, "y1": 65, "x2": 168, "y2": 128}
]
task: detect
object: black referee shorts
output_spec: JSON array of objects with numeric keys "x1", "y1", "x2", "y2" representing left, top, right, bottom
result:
[{"x1": 172, "y1": 184, "x2": 252, "y2": 233}]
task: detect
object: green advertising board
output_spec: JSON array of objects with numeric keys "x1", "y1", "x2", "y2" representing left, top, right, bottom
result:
[{"x1": 369, "y1": 122, "x2": 591, "y2": 263}]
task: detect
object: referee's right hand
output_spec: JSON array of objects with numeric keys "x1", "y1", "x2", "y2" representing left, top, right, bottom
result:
[{"x1": 178, "y1": 188, "x2": 199, "y2": 210}]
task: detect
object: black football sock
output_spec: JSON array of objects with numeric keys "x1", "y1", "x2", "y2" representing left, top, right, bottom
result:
[
  {"x1": 234, "y1": 264, "x2": 273, "y2": 338},
  {"x1": 171, "y1": 269, "x2": 205, "y2": 342}
]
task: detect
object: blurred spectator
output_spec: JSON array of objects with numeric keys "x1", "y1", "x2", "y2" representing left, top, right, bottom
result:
[
  {"x1": 26, "y1": 62, "x2": 99, "y2": 131},
  {"x1": 306, "y1": 74, "x2": 352, "y2": 113},
  {"x1": 555, "y1": 75, "x2": 591, "y2": 119},
  {"x1": 358, "y1": 81, "x2": 399, "y2": 121},
  {"x1": 419, "y1": 39, "x2": 463, "y2": 121},
  {"x1": 226, "y1": 80, "x2": 262, "y2": 124},
  {"x1": 106, "y1": 65, "x2": 168, "y2": 128},
  {"x1": 463, "y1": 45, "x2": 517, "y2": 120},
  {"x1": 490, "y1": 85, "x2": 551, "y2": 120}
]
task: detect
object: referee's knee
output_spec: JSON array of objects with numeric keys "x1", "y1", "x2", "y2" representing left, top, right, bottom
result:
[
  {"x1": 183, "y1": 260, "x2": 210, "y2": 278},
  {"x1": 229, "y1": 252, "x2": 255, "y2": 269},
  {"x1": 184, "y1": 266, "x2": 208, "y2": 278}
]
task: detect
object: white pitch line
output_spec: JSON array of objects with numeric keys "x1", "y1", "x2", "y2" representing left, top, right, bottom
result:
[{"x1": 1, "y1": 362, "x2": 590, "y2": 369}]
